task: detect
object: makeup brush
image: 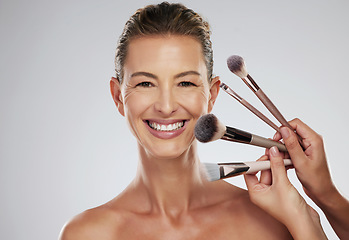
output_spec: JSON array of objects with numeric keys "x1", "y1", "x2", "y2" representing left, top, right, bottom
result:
[
  {"x1": 226, "y1": 55, "x2": 305, "y2": 148},
  {"x1": 220, "y1": 82, "x2": 279, "y2": 132},
  {"x1": 202, "y1": 159, "x2": 293, "y2": 181},
  {"x1": 194, "y1": 114, "x2": 287, "y2": 152}
]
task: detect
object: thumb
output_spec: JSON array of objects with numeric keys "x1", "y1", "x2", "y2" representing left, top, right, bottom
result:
[{"x1": 280, "y1": 127, "x2": 306, "y2": 167}]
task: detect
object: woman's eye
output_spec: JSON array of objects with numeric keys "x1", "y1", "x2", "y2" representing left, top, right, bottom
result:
[
  {"x1": 179, "y1": 81, "x2": 196, "y2": 87},
  {"x1": 136, "y1": 82, "x2": 153, "y2": 87}
]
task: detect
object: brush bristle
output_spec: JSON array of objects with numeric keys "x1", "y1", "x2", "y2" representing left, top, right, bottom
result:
[
  {"x1": 201, "y1": 162, "x2": 221, "y2": 181},
  {"x1": 194, "y1": 114, "x2": 226, "y2": 143},
  {"x1": 227, "y1": 55, "x2": 248, "y2": 78}
]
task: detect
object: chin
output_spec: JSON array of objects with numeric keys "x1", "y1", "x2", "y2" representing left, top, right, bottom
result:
[{"x1": 143, "y1": 140, "x2": 195, "y2": 160}]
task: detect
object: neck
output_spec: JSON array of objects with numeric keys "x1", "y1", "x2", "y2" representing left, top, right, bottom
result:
[{"x1": 134, "y1": 141, "x2": 207, "y2": 216}]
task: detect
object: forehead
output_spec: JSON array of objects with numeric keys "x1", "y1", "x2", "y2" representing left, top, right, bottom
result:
[{"x1": 123, "y1": 35, "x2": 207, "y2": 79}]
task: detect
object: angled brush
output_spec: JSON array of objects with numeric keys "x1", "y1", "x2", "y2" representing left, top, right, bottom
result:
[{"x1": 202, "y1": 159, "x2": 293, "y2": 181}]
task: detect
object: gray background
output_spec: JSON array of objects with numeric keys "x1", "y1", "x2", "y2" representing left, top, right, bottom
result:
[{"x1": 1, "y1": 0, "x2": 348, "y2": 239}]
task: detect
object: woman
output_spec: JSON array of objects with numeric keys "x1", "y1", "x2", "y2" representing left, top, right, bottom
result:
[{"x1": 60, "y1": 2, "x2": 347, "y2": 239}]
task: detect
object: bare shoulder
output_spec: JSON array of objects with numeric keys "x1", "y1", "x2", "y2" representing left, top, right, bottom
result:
[
  {"x1": 59, "y1": 204, "x2": 125, "y2": 240},
  {"x1": 59, "y1": 182, "x2": 151, "y2": 240}
]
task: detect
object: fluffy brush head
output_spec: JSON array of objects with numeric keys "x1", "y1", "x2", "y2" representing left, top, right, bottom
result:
[
  {"x1": 227, "y1": 55, "x2": 248, "y2": 78},
  {"x1": 201, "y1": 162, "x2": 221, "y2": 181},
  {"x1": 194, "y1": 114, "x2": 226, "y2": 143}
]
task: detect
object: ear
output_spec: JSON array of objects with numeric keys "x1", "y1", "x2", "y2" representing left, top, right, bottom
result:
[
  {"x1": 207, "y1": 76, "x2": 221, "y2": 113},
  {"x1": 110, "y1": 77, "x2": 125, "y2": 116}
]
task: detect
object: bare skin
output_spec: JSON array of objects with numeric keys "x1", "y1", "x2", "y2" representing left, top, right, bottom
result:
[
  {"x1": 60, "y1": 170, "x2": 292, "y2": 240},
  {"x1": 245, "y1": 146, "x2": 327, "y2": 239},
  {"x1": 59, "y1": 36, "x2": 293, "y2": 239}
]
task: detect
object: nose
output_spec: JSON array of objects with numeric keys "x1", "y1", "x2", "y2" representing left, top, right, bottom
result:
[{"x1": 154, "y1": 86, "x2": 178, "y2": 115}]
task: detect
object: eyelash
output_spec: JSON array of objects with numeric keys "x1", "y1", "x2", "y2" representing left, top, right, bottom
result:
[
  {"x1": 135, "y1": 81, "x2": 196, "y2": 88},
  {"x1": 136, "y1": 82, "x2": 154, "y2": 88},
  {"x1": 178, "y1": 81, "x2": 196, "y2": 87}
]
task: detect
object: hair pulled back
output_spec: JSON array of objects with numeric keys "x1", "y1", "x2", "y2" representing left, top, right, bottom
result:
[{"x1": 115, "y1": 2, "x2": 213, "y2": 83}]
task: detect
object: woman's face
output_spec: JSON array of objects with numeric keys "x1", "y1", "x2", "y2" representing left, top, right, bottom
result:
[{"x1": 112, "y1": 35, "x2": 219, "y2": 159}]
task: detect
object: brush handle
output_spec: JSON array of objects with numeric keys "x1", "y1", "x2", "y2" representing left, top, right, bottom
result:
[
  {"x1": 250, "y1": 134, "x2": 287, "y2": 152},
  {"x1": 245, "y1": 159, "x2": 293, "y2": 174},
  {"x1": 220, "y1": 83, "x2": 280, "y2": 132},
  {"x1": 240, "y1": 99, "x2": 280, "y2": 132},
  {"x1": 223, "y1": 127, "x2": 288, "y2": 152},
  {"x1": 255, "y1": 89, "x2": 305, "y2": 149},
  {"x1": 255, "y1": 89, "x2": 291, "y2": 128},
  {"x1": 240, "y1": 75, "x2": 305, "y2": 149}
]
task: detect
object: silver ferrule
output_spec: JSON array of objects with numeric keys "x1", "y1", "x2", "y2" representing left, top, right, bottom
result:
[
  {"x1": 242, "y1": 74, "x2": 260, "y2": 92},
  {"x1": 220, "y1": 82, "x2": 243, "y2": 102},
  {"x1": 218, "y1": 163, "x2": 250, "y2": 179}
]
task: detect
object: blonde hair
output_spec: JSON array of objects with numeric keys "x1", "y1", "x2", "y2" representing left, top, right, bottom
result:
[{"x1": 115, "y1": 2, "x2": 213, "y2": 83}]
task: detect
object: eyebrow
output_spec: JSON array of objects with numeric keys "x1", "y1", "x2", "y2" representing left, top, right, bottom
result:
[
  {"x1": 130, "y1": 70, "x2": 201, "y2": 80},
  {"x1": 130, "y1": 72, "x2": 158, "y2": 79},
  {"x1": 174, "y1": 71, "x2": 201, "y2": 78}
]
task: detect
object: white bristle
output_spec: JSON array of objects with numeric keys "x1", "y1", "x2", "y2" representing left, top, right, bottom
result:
[
  {"x1": 235, "y1": 65, "x2": 248, "y2": 78},
  {"x1": 227, "y1": 55, "x2": 248, "y2": 78},
  {"x1": 194, "y1": 114, "x2": 227, "y2": 143},
  {"x1": 216, "y1": 119, "x2": 227, "y2": 140},
  {"x1": 201, "y1": 162, "x2": 220, "y2": 181}
]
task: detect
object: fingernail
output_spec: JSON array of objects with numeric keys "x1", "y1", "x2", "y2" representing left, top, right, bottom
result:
[
  {"x1": 273, "y1": 132, "x2": 278, "y2": 140},
  {"x1": 280, "y1": 127, "x2": 290, "y2": 139},
  {"x1": 270, "y1": 146, "x2": 279, "y2": 157}
]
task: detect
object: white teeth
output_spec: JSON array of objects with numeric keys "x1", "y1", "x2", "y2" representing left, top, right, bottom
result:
[{"x1": 148, "y1": 121, "x2": 184, "y2": 131}]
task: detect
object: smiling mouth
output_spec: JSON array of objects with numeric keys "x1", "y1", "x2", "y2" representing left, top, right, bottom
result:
[{"x1": 146, "y1": 120, "x2": 185, "y2": 132}]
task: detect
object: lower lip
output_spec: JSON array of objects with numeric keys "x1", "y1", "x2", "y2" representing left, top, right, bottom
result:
[{"x1": 144, "y1": 121, "x2": 188, "y2": 139}]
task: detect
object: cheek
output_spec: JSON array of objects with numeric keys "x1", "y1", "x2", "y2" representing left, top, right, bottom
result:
[
  {"x1": 123, "y1": 92, "x2": 153, "y2": 124},
  {"x1": 178, "y1": 90, "x2": 210, "y2": 115}
]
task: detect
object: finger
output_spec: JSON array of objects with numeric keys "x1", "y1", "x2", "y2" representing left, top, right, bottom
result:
[
  {"x1": 270, "y1": 135, "x2": 287, "y2": 159},
  {"x1": 260, "y1": 169, "x2": 272, "y2": 185},
  {"x1": 289, "y1": 119, "x2": 325, "y2": 155},
  {"x1": 271, "y1": 131, "x2": 291, "y2": 159},
  {"x1": 269, "y1": 146, "x2": 288, "y2": 184},
  {"x1": 288, "y1": 118, "x2": 320, "y2": 145},
  {"x1": 244, "y1": 173, "x2": 260, "y2": 191},
  {"x1": 265, "y1": 148, "x2": 269, "y2": 156},
  {"x1": 257, "y1": 155, "x2": 269, "y2": 162},
  {"x1": 256, "y1": 155, "x2": 272, "y2": 185},
  {"x1": 273, "y1": 131, "x2": 282, "y2": 142},
  {"x1": 280, "y1": 127, "x2": 307, "y2": 168}
]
